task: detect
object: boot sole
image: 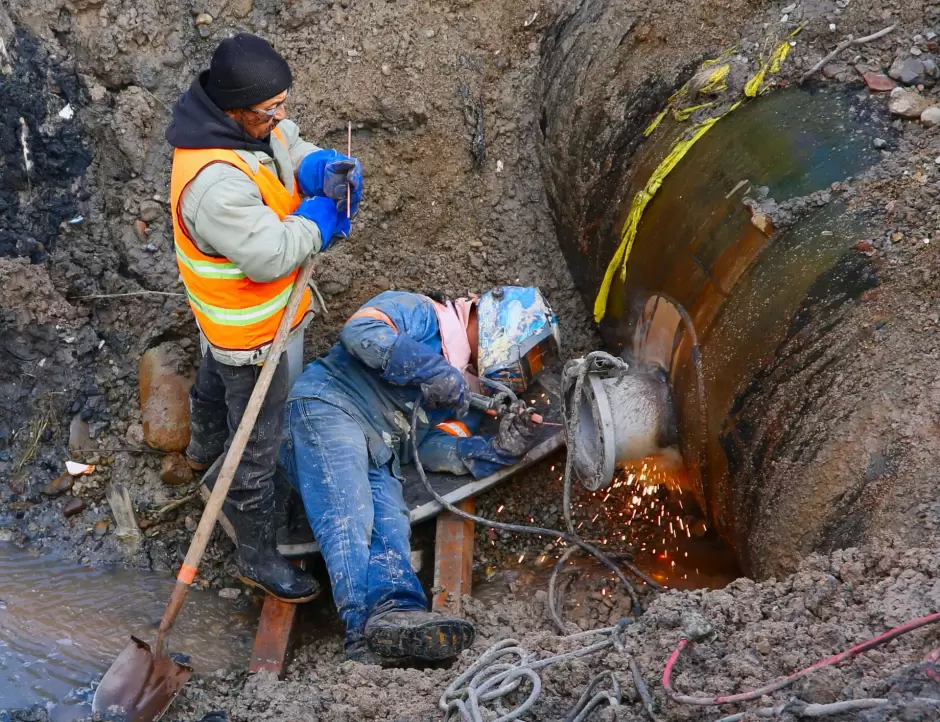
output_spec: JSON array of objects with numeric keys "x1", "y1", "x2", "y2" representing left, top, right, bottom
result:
[
  {"x1": 239, "y1": 575, "x2": 321, "y2": 604},
  {"x1": 366, "y1": 619, "x2": 475, "y2": 661}
]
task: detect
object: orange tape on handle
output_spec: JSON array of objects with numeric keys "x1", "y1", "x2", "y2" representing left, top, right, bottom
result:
[{"x1": 177, "y1": 563, "x2": 198, "y2": 585}]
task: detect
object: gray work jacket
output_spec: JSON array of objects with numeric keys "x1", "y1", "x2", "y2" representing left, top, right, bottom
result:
[{"x1": 179, "y1": 119, "x2": 322, "y2": 366}]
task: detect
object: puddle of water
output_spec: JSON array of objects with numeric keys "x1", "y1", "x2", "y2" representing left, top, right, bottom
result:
[{"x1": 0, "y1": 545, "x2": 259, "y2": 720}]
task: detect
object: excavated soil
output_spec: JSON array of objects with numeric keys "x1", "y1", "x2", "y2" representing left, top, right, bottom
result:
[{"x1": 3, "y1": 0, "x2": 940, "y2": 719}]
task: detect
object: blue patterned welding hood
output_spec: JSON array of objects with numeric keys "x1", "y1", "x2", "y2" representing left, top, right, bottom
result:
[{"x1": 476, "y1": 286, "x2": 560, "y2": 394}]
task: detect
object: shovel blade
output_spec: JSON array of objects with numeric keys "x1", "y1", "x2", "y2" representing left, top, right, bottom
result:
[{"x1": 92, "y1": 636, "x2": 193, "y2": 722}]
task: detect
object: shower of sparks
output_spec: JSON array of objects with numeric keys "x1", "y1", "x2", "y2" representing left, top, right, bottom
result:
[{"x1": 486, "y1": 455, "x2": 731, "y2": 596}]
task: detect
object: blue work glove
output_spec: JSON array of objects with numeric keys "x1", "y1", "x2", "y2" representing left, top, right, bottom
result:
[
  {"x1": 291, "y1": 196, "x2": 350, "y2": 252},
  {"x1": 323, "y1": 158, "x2": 363, "y2": 216},
  {"x1": 421, "y1": 367, "x2": 470, "y2": 418},
  {"x1": 297, "y1": 150, "x2": 363, "y2": 215},
  {"x1": 383, "y1": 333, "x2": 470, "y2": 417},
  {"x1": 296, "y1": 149, "x2": 337, "y2": 197}
]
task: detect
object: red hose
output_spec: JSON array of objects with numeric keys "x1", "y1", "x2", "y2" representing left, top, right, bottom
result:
[{"x1": 663, "y1": 610, "x2": 940, "y2": 706}]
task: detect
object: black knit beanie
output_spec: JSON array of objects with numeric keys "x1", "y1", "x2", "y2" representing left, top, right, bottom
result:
[{"x1": 205, "y1": 33, "x2": 292, "y2": 110}]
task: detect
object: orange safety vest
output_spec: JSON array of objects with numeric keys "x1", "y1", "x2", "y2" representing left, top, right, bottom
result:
[{"x1": 170, "y1": 127, "x2": 312, "y2": 353}]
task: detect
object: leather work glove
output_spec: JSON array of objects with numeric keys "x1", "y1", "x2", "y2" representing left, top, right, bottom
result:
[
  {"x1": 492, "y1": 402, "x2": 539, "y2": 458},
  {"x1": 290, "y1": 196, "x2": 351, "y2": 252},
  {"x1": 421, "y1": 366, "x2": 471, "y2": 418},
  {"x1": 297, "y1": 150, "x2": 363, "y2": 214},
  {"x1": 323, "y1": 158, "x2": 363, "y2": 216}
]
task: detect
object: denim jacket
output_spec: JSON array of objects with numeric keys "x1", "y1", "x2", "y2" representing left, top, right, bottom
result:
[{"x1": 288, "y1": 291, "x2": 515, "y2": 478}]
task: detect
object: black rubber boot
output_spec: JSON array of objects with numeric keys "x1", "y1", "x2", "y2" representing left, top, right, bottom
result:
[
  {"x1": 364, "y1": 609, "x2": 475, "y2": 661},
  {"x1": 226, "y1": 500, "x2": 321, "y2": 604},
  {"x1": 185, "y1": 388, "x2": 228, "y2": 471}
]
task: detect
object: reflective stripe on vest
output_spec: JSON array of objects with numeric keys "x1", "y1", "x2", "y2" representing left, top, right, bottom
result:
[
  {"x1": 170, "y1": 126, "x2": 312, "y2": 351},
  {"x1": 436, "y1": 420, "x2": 471, "y2": 438}
]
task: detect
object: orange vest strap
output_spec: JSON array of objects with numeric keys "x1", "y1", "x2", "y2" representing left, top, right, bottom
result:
[{"x1": 348, "y1": 307, "x2": 399, "y2": 333}]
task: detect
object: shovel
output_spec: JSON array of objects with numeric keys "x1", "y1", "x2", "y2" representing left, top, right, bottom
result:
[{"x1": 92, "y1": 257, "x2": 316, "y2": 722}]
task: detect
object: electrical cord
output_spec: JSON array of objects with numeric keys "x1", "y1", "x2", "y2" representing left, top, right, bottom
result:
[{"x1": 663, "y1": 611, "x2": 940, "y2": 717}]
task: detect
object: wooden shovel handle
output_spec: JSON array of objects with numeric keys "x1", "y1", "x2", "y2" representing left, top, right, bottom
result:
[{"x1": 157, "y1": 256, "x2": 316, "y2": 640}]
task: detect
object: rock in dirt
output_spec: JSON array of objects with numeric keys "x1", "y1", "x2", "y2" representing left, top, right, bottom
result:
[
  {"x1": 888, "y1": 88, "x2": 934, "y2": 119},
  {"x1": 69, "y1": 414, "x2": 91, "y2": 454},
  {"x1": 63, "y1": 497, "x2": 85, "y2": 518},
  {"x1": 922, "y1": 106, "x2": 940, "y2": 128},
  {"x1": 160, "y1": 452, "x2": 194, "y2": 486},
  {"x1": 862, "y1": 72, "x2": 897, "y2": 92},
  {"x1": 231, "y1": 0, "x2": 253, "y2": 17},
  {"x1": 139, "y1": 343, "x2": 193, "y2": 453},
  {"x1": 0, "y1": 530, "x2": 14, "y2": 542},
  {"x1": 125, "y1": 424, "x2": 145, "y2": 447},
  {"x1": 93, "y1": 520, "x2": 109, "y2": 540},
  {"x1": 889, "y1": 56, "x2": 929, "y2": 86},
  {"x1": 218, "y1": 587, "x2": 241, "y2": 599},
  {"x1": 42, "y1": 472, "x2": 73, "y2": 497}
]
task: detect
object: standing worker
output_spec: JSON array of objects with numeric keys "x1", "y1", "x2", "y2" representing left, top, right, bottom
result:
[
  {"x1": 165, "y1": 33, "x2": 362, "y2": 603},
  {"x1": 281, "y1": 287, "x2": 561, "y2": 662}
]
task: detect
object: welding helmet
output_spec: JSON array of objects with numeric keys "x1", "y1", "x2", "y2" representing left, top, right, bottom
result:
[{"x1": 476, "y1": 286, "x2": 561, "y2": 394}]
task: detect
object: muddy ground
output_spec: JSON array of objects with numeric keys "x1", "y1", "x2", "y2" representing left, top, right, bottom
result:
[{"x1": 3, "y1": 0, "x2": 940, "y2": 718}]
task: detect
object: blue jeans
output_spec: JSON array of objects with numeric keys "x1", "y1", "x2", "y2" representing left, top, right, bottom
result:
[{"x1": 281, "y1": 398, "x2": 427, "y2": 646}]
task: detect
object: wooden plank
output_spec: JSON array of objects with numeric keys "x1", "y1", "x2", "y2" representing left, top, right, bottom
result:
[
  {"x1": 250, "y1": 596, "x2": 298, "y2": 676},
  {"x1": 432, "y1": 498, "x2": 475, "y2": 614},
  {"x1": 249, "y1": 560, "x2": 307, "y2": 677}
]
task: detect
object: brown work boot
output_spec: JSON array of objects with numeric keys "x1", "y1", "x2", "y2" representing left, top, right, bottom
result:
[{"x1": 364, "y1": 609, "x2": 475, "y2": 661}]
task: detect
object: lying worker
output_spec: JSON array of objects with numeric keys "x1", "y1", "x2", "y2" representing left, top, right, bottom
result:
[
  {"x1": 281, "y1": 287, "x2": 561, "y2": 663},
  {"x1": 166, "y1": 32, "x2": 362, "y2": 603}
]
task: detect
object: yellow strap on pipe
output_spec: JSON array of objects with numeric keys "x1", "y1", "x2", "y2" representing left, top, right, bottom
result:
[
  {"x1": 593, "y1": 34, "x2": 799, "y2": 322},
  {"x1": 593, "y1": 112, "x2": 728, "y2": 322}
]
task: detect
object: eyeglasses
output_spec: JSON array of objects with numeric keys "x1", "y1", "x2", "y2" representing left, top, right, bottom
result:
[{"x1": 250, "y1": 89, "x2": 290, "y2": 117}]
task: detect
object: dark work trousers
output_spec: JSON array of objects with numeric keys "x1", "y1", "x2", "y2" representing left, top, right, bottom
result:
[{"x1": 185, "y1": 349, "x2": 289, "y2": 513}]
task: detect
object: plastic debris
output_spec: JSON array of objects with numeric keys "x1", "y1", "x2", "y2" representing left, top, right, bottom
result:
[{"x1": 66, "y1": 460, "x2": 95, "y2": 476}]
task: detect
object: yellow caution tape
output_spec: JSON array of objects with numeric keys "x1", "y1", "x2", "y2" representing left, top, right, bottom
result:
[
  {"x1": 644, "y1": 107, "x2": 669, "y2": 136},
  {"x1": 593, "y1": 33, "x2": 800, "y2": 322},
  {"x1": 698, "y1": 64, "x2": 730, "y2": 95},
  {"x1": 744, "y1": 40, "x2": 792, "y2": 97},
  {"x1": 593, "y1": 111, "x2": 731, "y2": 322},
  {"x1": 673, "y1": 101, "x2": 717, "y2": 122}
]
